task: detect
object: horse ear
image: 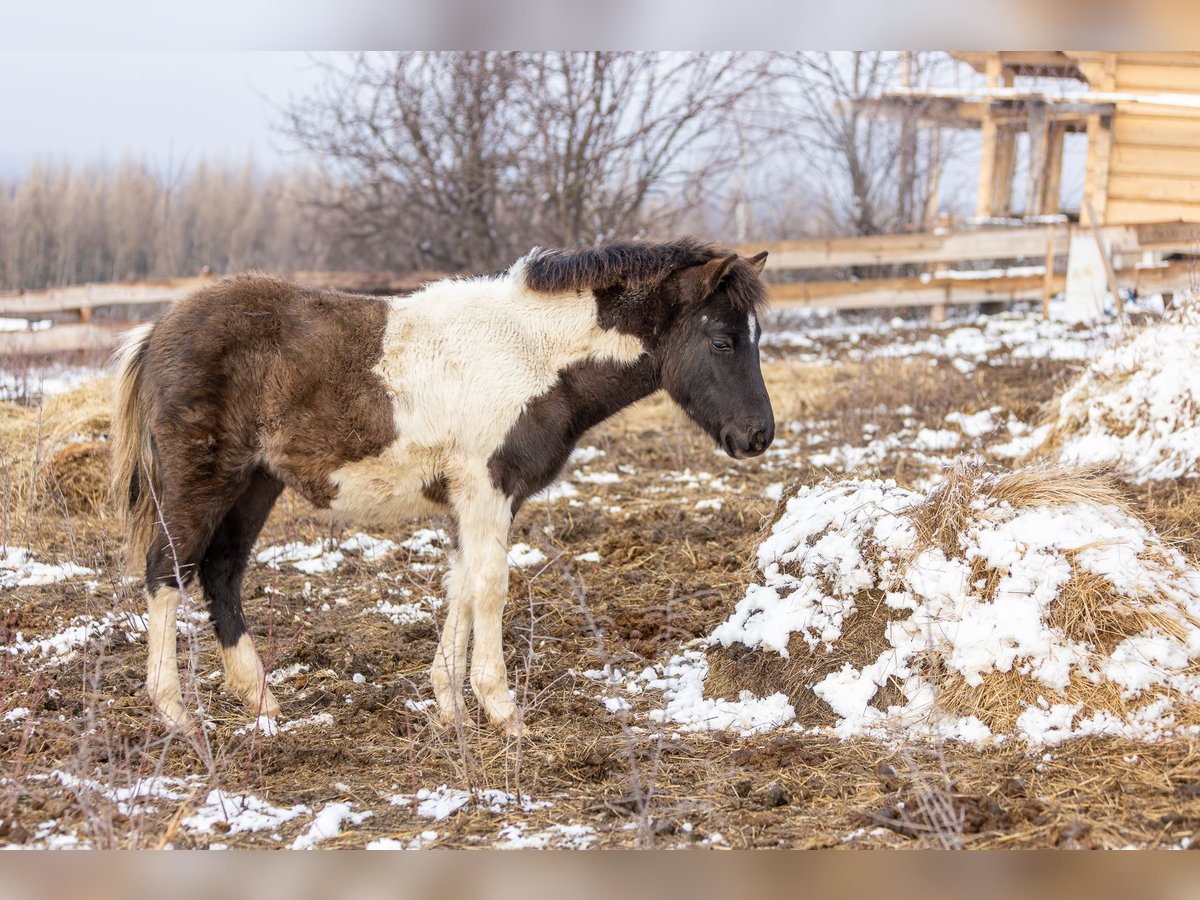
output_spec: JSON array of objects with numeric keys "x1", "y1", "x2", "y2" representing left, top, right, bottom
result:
[
  {"x1": 686, "y1": 254, "x2": 739, "y2": 300},
  {"x1": 747, "y1": 251, "x2": 768, "y2": 275}
]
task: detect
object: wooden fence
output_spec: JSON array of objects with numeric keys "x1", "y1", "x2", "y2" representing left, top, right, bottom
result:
[
  {"x1": 734, "y1": 220, "x2": 1200, "y2": 312},
  {"x1": 2, "y1": 223, "x2": 1198, "y2": 355}
]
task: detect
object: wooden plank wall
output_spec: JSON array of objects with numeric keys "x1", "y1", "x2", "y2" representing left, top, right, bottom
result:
[{"x1": 1105, "y1": 53, "x2": 1200, "y2": 225}]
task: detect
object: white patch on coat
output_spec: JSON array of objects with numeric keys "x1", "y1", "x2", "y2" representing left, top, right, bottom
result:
[
  {"x1": 748, "y1": 313, "x2": 759, "y2": 344},
  {"x1": 146, "y1": 585, "x2": 188, "y2": 728},
  {"x1": 222, "y1": 633, "x2": 280, "y2": 719},
  {"x1": 327, "y1": 261, "x2": 645, "y2": 524}
]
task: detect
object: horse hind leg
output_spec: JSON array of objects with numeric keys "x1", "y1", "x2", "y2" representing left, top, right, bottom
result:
[
  {"x1": 200, "y1": 470, "x2": 284, "y2": 720},
  {"x1": 146, "y1": 581, "x2": 190, "y2": 729},
  {"x1": 144, "y1": 503, "x2": 223, "y2": 730}
]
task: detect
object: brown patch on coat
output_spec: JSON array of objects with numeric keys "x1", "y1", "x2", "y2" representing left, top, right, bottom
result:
[
  {"x1": 143, "y1": 274, "x2": 397, "y2": 513},
  {"x1": 421, "y1": 473, "x2": 451, "y2": 507}
]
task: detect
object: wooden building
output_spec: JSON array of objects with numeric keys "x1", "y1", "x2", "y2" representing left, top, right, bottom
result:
[{"x1": 887, "y1": 51, "x2": 1200, "y2": 226}]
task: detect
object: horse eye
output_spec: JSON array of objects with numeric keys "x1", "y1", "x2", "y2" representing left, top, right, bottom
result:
[{"x1": 710, "y1": 338, "x2": 733, "y2": 353}]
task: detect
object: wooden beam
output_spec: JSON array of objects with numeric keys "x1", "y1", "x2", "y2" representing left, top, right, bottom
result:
[
  {"x1": 0, "y1": 271, "x2": 440, "y2": 319},
  {"x1": 977, "y1": 112, "x2": 1000, "y2": 217},
  {"x1": 1109, "y1": 173, "x2": 1200, "y2": 205},
  {"x1": 1108, "y1": 199, "x2": 1200, "y2": 225},
  {"x1": 731, "y1": 222, "x2": 1200, "y2": 271},
  {"x1": 765, "y1": 259, "x2": 1197, "y2": 312},
  {"x1": 1041, "y1": 123, "x2": 1066, "y2": 215},
  {"x1": 0, "y1": 277, "x2": 210, "y2": 318},
  {"x1": 1112, "y1": 143, "x2": 1200, "y2": 177},
  {"x1": 1042, "y1": 224, "x2": 1057, "y2": 319},
  {"x1": 767, "y1": 272, "x2": 1061, "y2": 310},
  {"x1": 0, "y1": 324, "x2": 126, "y2": 356},
  {"x1": 1083, "y1": 112, "x2": 1114, "y2": 225},
  {"x1": 1084, "y1": 196, "x2": 1126, "y2": 321},
  {"x1": 1026, "y1": 102, "x2": 1049, "y2": 215},
  {"x1": 992, "y1": 125, "x2": 1018, "y2": 217}
]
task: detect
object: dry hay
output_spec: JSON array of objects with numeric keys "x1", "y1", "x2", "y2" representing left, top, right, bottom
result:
[
  {"x1": 705, "y1": 461, "x2": 1200, "y2": 745},
  {"x1": 1027, "y1": 299, "x2": 1200, "y2": 482},
  {"x1": 0, "y1": 377, "x2": 114, "y2": 521}
]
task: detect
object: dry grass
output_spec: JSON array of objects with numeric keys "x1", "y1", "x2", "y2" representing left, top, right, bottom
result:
[
  {"x1": 913, "y1": 461, "x2": 1126, "y2": 556},
  {"x1": 0, "y1": 377, "x2": 114, "y2": 540},
  {"x1": 708, "y1": 460, "x2": 1200, "y2": 744},
  {"x1": 6, "y1": 345, "x2": 1200, "y2": 849}
]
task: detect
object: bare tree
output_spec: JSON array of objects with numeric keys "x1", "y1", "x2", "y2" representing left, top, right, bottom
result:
[
  {"x1": 514, "y1": 52, "x2": 770, "y2": 248},
  {"x1": 0, "y1": 158, "x2": 333, "y2": 291},
  {"x1": 775, "y1": 51, "x2": 955, "y2": 236},
  {"x1": 279, "y1": 52, "x2": 774, "y2": 270},
  {"x1": 282, "y1": 52, "x2": 525, "y2": 272}
]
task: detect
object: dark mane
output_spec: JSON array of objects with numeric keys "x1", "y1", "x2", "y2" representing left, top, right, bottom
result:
[{"x1": 523, "y1": 239, "x2": 768, "y2": 316}]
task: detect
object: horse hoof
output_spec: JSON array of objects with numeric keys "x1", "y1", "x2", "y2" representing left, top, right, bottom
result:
[
  {"x1": 244, "y1": 688, "x2": 282, "y2": 721},
  {"x1": 153, "y1": 698, "x2": 193, "y2": 732},
  {"x1": 498, "y1": 716, "x2": 525, "y2": 739}
]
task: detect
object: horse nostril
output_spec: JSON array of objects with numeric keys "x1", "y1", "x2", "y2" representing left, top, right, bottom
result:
[{"x1": 748, "y1": 427, "x2": 767, "y2": 453}]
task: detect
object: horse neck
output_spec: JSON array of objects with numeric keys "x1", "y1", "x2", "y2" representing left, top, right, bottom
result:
[{"x1": 566, "y1": 352, "x2": 660, "y2": 441}]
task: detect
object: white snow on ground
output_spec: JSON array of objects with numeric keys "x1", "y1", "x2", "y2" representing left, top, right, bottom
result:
[
  {"x1": 183, "y1": 790, "x2": 309, "y2": 837},
  {"x1": 289, "y1": 803, "x2": 372, "y2": 849},
  {"x1": 372, "y1": 596, "x2": 437, "y2": 626},
  {"x1": 0, "y1": 364, "x2": 97, "y2": 401},
  {"x1": 0, "y1": 547, "x2": 94, "y2": 588},
  {"x1": 507, "y1": 543, "x2": 548, "y2": 568},
  {"x1": 992, "y1": 423, "x2": 1052, "y2": 460},
  {"x1": 1038, "y1": 304, "x2": 1200, "y2": 482},
  {"x1": 574, "y1": 470, "x2": 621, "y2": 485},
  {"x1": 705, "y1": 476, "x2": 1200, "y2": 745},
  {"x1": 399, "y1": 528, "x2": 452, "y2": 556},
  {"x1": 529, "y1": 481, "x2": 581, "y2": 504},
  {"x1": 494, "y1": 822, "x2": 597, "y2": 849},
  {"x1": 366, "y1": 830, "x2": 439, "y2": 850},
  {"x1": 337, "y1": 533, "x2": 398, "y2": 561},
  {"x1": 234, "y1": 712, "x2": 334, "y2": 737},
  {"x1": 391, "y1": 785, "x2": 552, "y2": 823},
  {"x1": 583, "y1": 655, "x2": 795, "y2": 736},
  {"x1": 763, "y1": 309, "x2": 1118, "y2": 373},
  {"x1": 260, "y1": 541, "x2": 345, "y2": 574},
  {"x1": 256, "y1": 530, "x2": 446, "y2": 573},
  {"x1": 911, "y1": 428, "x2": 960, "y2": 452},
  {"x1": 6, "y1": 608, "x2": 147, "y2": 665},
  {"x1": 570, "y1": 445, "x2": 606, "y2": 465},
  {"x1": 38, "y1": 771, "x2": 198, "y2": 818},
  {"x1": 266, "y1": 662, "x2": 310, "y2": 685},
  {"x1": 945, "y1": 408, "x2": 998, "y2": 438}
]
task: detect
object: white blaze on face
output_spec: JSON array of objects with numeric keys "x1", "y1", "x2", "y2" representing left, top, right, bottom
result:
[{"x1": 748, "y1": 313, "x2": 759, "y2": 344}]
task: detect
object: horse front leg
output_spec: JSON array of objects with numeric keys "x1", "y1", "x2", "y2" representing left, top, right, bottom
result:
[
  {"x1": 430, "y1": 550, "x2": 471, "y2": 725},
  {"x1": 446, "y1": 476, "x2": 520, "y2": 734}
]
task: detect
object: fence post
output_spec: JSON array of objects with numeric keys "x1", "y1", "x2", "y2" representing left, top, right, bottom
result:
[
  {"x1": 1041, "y1": 223, "x2": 1056, "y2": 320},
  {"x1": 931, "y1": 289, "x2": 948, "y2": 325}
]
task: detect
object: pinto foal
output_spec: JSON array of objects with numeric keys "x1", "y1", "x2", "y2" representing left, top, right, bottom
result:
[{"x1": 111, "y1": 239, "x2": 774, "y2": 735}]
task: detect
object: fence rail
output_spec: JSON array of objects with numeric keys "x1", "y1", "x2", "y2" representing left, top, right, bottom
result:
[
  {"x1": 732, "y1": 221, "x2": 1200, "y2": 271},
  {"x1": 2, "y1": 223, "x2": 1198, "y2": 355}
]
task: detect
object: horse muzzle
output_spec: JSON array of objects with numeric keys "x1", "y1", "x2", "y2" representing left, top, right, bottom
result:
[{"x1": 720, "y1": 420, "x2": 774, "y2": 459}]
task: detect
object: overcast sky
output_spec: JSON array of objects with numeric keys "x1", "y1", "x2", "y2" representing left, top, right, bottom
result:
[{"x1": 0, "y1": 52, "x2": 328, "y2": 176}]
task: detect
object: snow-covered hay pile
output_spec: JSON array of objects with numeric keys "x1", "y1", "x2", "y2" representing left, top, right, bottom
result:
[
  {"x1": 0, "y1": 377, "x2": 113, "y2": 518},
  {"x1": 704, "y1": 464, "x2": 1200, "y2": 745},
  {"x1": 1032, "y1": 303, "x2": 1200, "y2": 482}
]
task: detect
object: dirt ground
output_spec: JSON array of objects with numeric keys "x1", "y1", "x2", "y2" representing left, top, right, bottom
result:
[{"x1": 3, "y1": 310, "x2": 1200, "y2": 849}]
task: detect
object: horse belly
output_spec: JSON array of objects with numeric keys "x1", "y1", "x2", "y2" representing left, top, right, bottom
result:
[{"x1": 323, "y1": 445, "x2": 449, "y2": 527}]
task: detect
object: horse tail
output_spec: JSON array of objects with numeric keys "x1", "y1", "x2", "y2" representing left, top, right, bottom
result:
[{"x1": 110, "y1": 323, "x2": 159, "y2": 575}]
